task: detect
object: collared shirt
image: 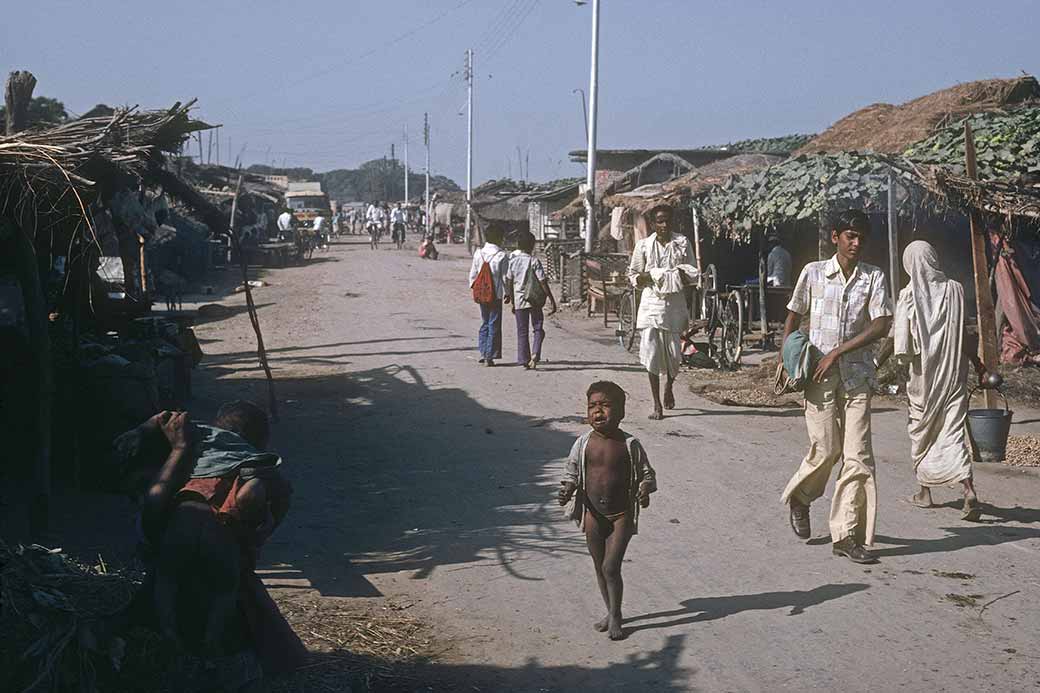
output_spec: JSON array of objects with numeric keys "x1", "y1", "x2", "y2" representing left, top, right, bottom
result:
[
  {"x1": 468, "y1": 242, "x2": 509, "y2": 299},
  {"x1": 276, "y1": 211, "x2": 294, "y2": 231},
  {"x1": 366, "y1": 205, "x2": 385, "y2": 222},
  {"x1": 505, "y1": 250, "x2": 546, "y2": 310},
  {"x1": 767, "y1": 245, "x2": 793, "y2": 287},
  {"x1": 627, "y1": 232, "x2": 697, "y2": 332},
  {"x1": 787, "y1": 255, "x2": 893, "y2": 391},
  {"x1": 390, "y1": 208, "x2": 406, "y2": 224}
]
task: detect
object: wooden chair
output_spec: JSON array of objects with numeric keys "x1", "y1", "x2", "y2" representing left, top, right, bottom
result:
[{"x1": 585, "y1": 257, "x2": 629, "y2": 327}]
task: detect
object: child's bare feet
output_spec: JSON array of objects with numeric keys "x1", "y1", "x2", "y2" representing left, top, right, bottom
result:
[
  {"x1": 607, "y1": 617, "x2": 625, "y2": 641},
  {"x1": 593, "y1": 616, "x2": 609, "y2": 632}
]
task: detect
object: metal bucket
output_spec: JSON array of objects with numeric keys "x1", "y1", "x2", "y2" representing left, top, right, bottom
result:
[{"x1": 967, "y1": 389, "x2": 1013, "y2": 463}]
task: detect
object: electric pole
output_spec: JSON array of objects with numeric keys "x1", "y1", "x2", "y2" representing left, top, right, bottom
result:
[
  {"x1": 465, "y1": 48, "x2": 474, "y2": 251},
  {"x1": 424, "y1": 112, "x2": 431, "y2": 243},
  {"x1": 391, "y1": 144, "x2": 396, "y2": 200},
  {"x1": 404, "y1": 125, "x2": 409, "y2": 204},
  {"x1": 584, "y1": 0, "x2": 601, "y2": 253}
]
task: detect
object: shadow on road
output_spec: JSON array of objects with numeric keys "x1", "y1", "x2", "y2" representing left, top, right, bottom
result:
[
  {"x1": 875, "y1": 525, "x2": 1040, "y2": 557},
  {"x1": 276, "y1": 634, "x2": 694, "y2": 692},
  {"x1": 193, "y1": 363, "x2": 585, "y2": 599},
  {"x1": 622, "y1": 583, "x2": 869, "y2": 635}
]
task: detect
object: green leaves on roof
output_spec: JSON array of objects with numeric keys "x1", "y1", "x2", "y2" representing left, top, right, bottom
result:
[{"x1": 904, "y1": 106, "x2": 1040, "y2": 179}]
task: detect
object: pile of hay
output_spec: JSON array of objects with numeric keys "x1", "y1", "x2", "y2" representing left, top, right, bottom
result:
[
  {"x1": 688, "y1": 358, "x2": 802, "y2": 408},
  {"x1": 797, "y1": 76, "x2": 1040, "y2": 155}
]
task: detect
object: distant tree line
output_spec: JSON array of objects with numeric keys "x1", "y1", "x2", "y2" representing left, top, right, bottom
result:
[
  {"x1": 0, "y1": 95, "x2": 68, "y2": 128},
  {"x1": 248, "y1": 159, "x2": 460, "y2": 204}
]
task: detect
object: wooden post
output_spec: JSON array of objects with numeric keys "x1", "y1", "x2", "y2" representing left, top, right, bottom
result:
[
  {"x1": 227, "y1": 175, "x2": 279, "y2": 420},
  {"x1": 758, "y1": 230, "x2": 769, "y2": 343},
  {"x1": 887, "y1": 170, "x2": 899, "y2": 299},
  {"x1": 4, "y1": 70, "x2": 37, "y2": 135},
  {"x1": 965, "y1": 123, "x2": 999, "y2": 409},
  {"x1": 818, "y1": 206, "x2": 831, "y2": 260}
]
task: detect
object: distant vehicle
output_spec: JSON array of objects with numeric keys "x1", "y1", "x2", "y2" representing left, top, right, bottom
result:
[{"x1": 286, "y1": 181, "x2": 333, "y2": 254}]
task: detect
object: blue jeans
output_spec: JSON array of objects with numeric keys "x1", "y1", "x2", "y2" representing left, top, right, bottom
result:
[{"x1": 478, "y1": 301, "x2": 503, "y2": 360}]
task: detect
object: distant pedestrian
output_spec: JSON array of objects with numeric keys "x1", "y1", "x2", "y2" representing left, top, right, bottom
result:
[
  {"x1": 390, "y1": 202, "x2": 407, "y2": 250},
  {"x1": 468, "y1": 225, "x2": 509, "y2": 366},
  {"x1": 767, "y1": 232, "x2": 793, "y2": 287},
  {"x1": 895, "y1": 240, "x2": 987, "y2": 520},
  {"x1": 627, "y1": 205, "x2": 698, "y2": 419},
  {"x1": 558, "y1": 381, "x2": 656, "y2": 641},
  {"x1": 505, "y1": 231, "x2": 558, "y2": 369},
  {"x1": 781, "y1": 209, "x2": 892, "y2": 564}
]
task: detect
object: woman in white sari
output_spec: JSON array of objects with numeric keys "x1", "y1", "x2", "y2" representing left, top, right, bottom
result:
[{"x1": 894, "y1": 241, "x2": 985, "y2": 520}]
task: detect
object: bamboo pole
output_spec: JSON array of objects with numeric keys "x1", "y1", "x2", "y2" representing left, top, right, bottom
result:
[
  {"x1": 227, "y1": 174, "x2": 279, "y2": 420},
  {"x1": 965, "y1": 123, "x2": 999, "y2": 409}
]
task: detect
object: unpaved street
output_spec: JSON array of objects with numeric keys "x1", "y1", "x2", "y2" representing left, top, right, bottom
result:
[{"x1": 190, "y1": 238, "x2": 1040, "y2": 691}]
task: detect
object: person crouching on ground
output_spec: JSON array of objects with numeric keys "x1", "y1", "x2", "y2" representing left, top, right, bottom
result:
[
  {"x1": 895, "y1": 240, "x2": 988, "y2": 521},
  {"x1": 781, "y1": 209, "x2": 892, "y2": 564},
  {"x1": 468, "y1": 225, "x2": 509, "y2": 366},
  {"x1": 117, "y1": 401, "x2": 305, "y2": 680},
  {"x1": 558, "y1": 381, "x2": 656, "y2": 641},
  {"x1": 505, "y1": 230, "x2": 558, "y2": 369},
  {"x1": 627, "y1": 205, "x2": 698, "y2": 419}
]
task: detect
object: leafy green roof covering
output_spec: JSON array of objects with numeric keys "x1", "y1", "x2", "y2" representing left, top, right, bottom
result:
[
  {"x1": 706, "y1": 134, "x2": 816, "y2": 155},
  {"x1": 904, "y1": 106, "x2": 1040, "y2": 180},
  {"x1": 694, "y1": 107, "x2": 1040, "y2": 239}
]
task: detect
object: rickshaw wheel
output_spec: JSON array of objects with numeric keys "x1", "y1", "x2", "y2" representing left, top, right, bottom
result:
[{"x1": 721, "y1": 290, "x2": 745, "y2": 367}]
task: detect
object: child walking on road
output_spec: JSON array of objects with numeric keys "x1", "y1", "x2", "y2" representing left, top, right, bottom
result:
[
  {"x1": 506, "y1": 231, "x2": 558, "y2": 369},
  {"x1": 558, "y1": 381, "x2": 657, "y2": 640}
]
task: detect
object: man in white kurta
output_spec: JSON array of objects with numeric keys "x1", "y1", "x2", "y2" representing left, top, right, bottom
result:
[{"x1": 627, "y1": 206, "x2": 698, "y2": 419}]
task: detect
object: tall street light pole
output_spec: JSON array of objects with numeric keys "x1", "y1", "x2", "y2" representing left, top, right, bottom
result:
[
  {"x1": 572, "y1": 88, "x2": 588, "y2": 141},
  {"x1": 465, "y1": 48, "x2": 475, "y2": 252},
  {"x1": 404, "y1": 125, "x2": 409, "y2": 203},
  {"x1": 583, "y1": 0, "x2": 600, "y2": 254}
]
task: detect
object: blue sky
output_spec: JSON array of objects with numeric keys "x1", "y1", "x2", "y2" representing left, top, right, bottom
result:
[{"x1": 3, "y1": 1, "x2": 1038, "y2": 184}]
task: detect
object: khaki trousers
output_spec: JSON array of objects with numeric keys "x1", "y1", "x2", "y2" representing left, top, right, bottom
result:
[{"x1": 781, "y1": 375, "x2": 878, "y2": 545}]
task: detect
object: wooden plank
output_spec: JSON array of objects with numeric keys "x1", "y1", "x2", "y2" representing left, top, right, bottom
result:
[
  {"x1": 887, "y1": 170, "x2": 900, "y2": 299},
  {"x1": 965, "y1": 123, "x2": 999, "y2": 409}
]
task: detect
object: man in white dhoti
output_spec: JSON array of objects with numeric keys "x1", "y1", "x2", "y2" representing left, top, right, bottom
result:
[
  {"x1": 894, "y1": 240, "x2": 987, "y2": 521},
  {"x1": 627, "y1": 206, "x2": 698, "y2": 420}
]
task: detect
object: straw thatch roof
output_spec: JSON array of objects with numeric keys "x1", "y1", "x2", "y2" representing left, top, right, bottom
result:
[
  {"x1": 797, "y1": 76, "x2": 1040, "y2": 155},
  {"x1": 604, "y1": 153, "x2": 783, "y2": 214}
]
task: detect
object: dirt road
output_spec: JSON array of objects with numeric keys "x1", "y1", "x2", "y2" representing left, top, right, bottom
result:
[{"x1": 189, "y1": 238, "x2": 1040, "y2": 691}]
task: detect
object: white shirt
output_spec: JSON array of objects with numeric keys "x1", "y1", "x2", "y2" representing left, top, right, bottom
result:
[
  {"x1": 468, "y1": 243, "x2": 509, "y2": 299},
  {"x1": 787, "y1": 255, "x2": 893, "y2": 391},
  {"x1": 390, "y1": 208, "x2": 406, "y2": 224},
  {"x1": 366, "y1": 205, "x2": 385, "y2": 222},
  {"x1": 277, "y1": 211, "x2": 294, "y2": 231},
  {"x1": 505, "y1": 251, "x2": 547, "y2": 310},
  {"x1": 767, "y1": 245, "x2": 793, "y2": 287},
  {"x1": 312, "y1": 216, "x2": 326, "y2": 231},
  {"x1": 627, "y1": 233, "x2": 697, "y2": 332}
]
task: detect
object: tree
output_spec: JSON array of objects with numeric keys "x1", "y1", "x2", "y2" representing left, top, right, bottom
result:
[{"x1": 0, "y1": 95, "x2": 68, "y2": 129}]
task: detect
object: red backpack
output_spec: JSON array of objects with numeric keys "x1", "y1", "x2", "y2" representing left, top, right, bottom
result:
[{"x1": 471, "y1": 253, "x2": 498, "y2": 304}]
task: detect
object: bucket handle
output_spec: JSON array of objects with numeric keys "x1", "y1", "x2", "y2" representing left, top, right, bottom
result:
[{"x1": 968, "y1": 386, "x2": 1010, "y2": 412}]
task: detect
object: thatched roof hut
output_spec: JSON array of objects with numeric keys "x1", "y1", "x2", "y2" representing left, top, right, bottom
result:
[{"x1": 797, "y1": 75, "x2": 1040, "y2": 155}]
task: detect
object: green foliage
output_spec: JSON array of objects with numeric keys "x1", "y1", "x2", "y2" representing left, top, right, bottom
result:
[
  {"x1": 904, "y1": 106, "x2": 1040, "y2": 179},
  {"x1": 0, "y1": 95, "x2": 68, "y2": 127},
  {"x1": 706, "y1": 134, "x2": 816, "y2": 155},
  {"x1": 245, "y1": 160, "x2": 460, "y2": 203}
]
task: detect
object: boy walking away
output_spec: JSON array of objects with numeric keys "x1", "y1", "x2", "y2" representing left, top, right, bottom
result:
[
  {"x1": 781, "y1": 209, "x2": 892, "y2": 564},
  {"x1": 506, "y1": 231, "x2": 558, "y2": 369},
  {"x1": 558, "y1": 381, "x2": 656, "y2": 640},
  {"x1": 468, "y1": 225, "x2": 509, "y2": 366}
]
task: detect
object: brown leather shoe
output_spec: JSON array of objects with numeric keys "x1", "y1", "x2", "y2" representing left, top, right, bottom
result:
[
  {"x1": 789, "y1": 501, "x2": 811, "y2": 540},
  {"x1": 832, "y1": 537, "x2": 878, "y2": 564}
]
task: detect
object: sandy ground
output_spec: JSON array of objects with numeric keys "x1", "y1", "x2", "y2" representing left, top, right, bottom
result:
[{"x1": 31, "y1": 236, "x2": 1040, "y2": 691}]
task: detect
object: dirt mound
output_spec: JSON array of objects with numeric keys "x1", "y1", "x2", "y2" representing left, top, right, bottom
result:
[
  {"x1": 688, "y1": 358, "x2": 801, "y2": 408},
  {"x1": 798, "y1": 76, "x2": 1040, "y2": 155}
]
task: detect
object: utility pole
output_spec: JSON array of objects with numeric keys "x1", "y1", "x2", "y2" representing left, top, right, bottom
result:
[
  {"x1": 465, "y1": 48, "x2": 474, "y2": 251},
  {"x1": 583, "y1": 0, "x2": 601, "y2": 253},
  {"x1": 404, "y1": 125, "x2": 409, "y2": 203},
  {"x1": 391, "y1": 143, "x2": 396, "y2": 200},
  {"x1": 425, "y1": 112, "x2": 431, "y2": 243}
]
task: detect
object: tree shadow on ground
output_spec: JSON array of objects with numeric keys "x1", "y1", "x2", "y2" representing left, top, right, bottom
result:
[
  {"x1": 273, "y1": 634, "x2": 694, "y2": 692},
  {"x1": 622, "y1": 583, "x2": 869, "y2": 635},
  {"x1": 191, "y1": 363, "x2": 584, "y2": 599}
]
